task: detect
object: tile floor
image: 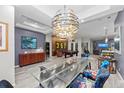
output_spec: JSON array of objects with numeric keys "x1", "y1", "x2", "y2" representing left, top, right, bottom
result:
[
  {"x1": 15, "y1": 55, "x2": 124, "y2": 88},
  {"x1": 15, "y1": 57, "x2": 64, "y2": 88}
]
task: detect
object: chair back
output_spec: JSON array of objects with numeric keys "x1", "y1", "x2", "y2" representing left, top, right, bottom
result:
[
  {"x1": 94, "y1": 68, "x2": 110, "y2": 88},
  {"x1": 0, "y1": 80, "x2": 13, "y2": 88}
]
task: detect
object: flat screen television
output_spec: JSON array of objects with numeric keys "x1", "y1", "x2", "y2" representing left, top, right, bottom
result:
[
  {"x1": 98, "y1": 43, "x2": 108, "y2": 48},
  {"x1": 21, "y1": 36, "x2": 37, "y2": 49}
]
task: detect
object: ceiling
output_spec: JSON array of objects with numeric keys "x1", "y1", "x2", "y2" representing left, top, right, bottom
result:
[
  {"x1": 15, "y1": 5, "x2": 52, "y2": 34},
  {"x1": 78, "y1": 13, "x2": 117, "y2": 40},
  {"x1": 33, "y1": 5, "x2": 96, "y2": 18},
  {"x1": 15, "y1": 5, "x2": 124, "y2": 40}
]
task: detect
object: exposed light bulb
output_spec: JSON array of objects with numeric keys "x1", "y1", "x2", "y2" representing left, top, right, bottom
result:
[
  {"x1": 105, "y1": 37, "x2": 108, "y2": 43},
  {"x1": 104, "y1": 26, "x2": 107, "y2": 30},
  {"x1": 81, "y1": 19, "x2": 84, "y2": 23}
]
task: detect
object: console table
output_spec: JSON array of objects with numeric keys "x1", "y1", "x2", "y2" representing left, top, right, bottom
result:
[{"x1": 19, "y1": 52, "x2": 45, "y2": 67}]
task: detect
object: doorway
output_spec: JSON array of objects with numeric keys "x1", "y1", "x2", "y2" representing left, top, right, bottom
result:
[{"x1": 45, "y1": 42, "x2": 50, "y2": 59}]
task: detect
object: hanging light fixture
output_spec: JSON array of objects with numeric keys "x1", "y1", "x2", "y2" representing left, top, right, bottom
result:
[
  {"x1": 104, "y1": 27, "x2": 108, "y2": 43},
  {"x1": 105, "y1": 37, "x2": 108, "y2": 43},
  {"x1": 52, "y1": 5, "x2": 79, "y2": 39}
]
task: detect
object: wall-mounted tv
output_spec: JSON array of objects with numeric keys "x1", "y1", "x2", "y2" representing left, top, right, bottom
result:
[
  {"x1": 21, "y1": 36, "x2": 37, "y2": 49},
  {"x1": 98, "y1": 43, "x2": 108, "y2": 48}
]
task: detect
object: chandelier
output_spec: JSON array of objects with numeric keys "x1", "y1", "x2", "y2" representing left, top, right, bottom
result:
[{"x1": 52, "y1": 6, "x2": 79, "y2": 39}]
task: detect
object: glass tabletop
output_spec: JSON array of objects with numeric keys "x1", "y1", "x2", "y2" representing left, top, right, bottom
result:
[{"x1": 30, "y1": 57, "x2": 90, "y2": 88}]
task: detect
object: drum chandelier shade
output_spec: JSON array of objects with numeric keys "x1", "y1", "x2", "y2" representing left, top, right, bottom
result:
[{"x1": 52, "y1": 6, "x2": 79, "y2": 39}]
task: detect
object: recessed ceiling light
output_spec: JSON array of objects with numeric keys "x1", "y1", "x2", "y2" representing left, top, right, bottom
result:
[
  {"x1": 104, "y1": 26, "x2": 107, "y2": 30},
  {"x1": 81, "y1": 19, "x2": 84, "y2": 23}
]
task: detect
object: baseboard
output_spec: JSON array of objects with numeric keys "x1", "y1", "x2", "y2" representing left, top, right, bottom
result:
[
  {"x1": 117, "y1": 70, "x2": 124, "y2": 81},
  {"x1": 15, "y1": 65, "x2": 19, "y2": 68}
]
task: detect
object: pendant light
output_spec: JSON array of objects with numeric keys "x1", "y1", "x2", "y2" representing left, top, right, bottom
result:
[
  {"x1": 52, "y1": 5, "x2": 79, "y2": 39},
  {"x1": 104, "y1": 27, "x2": 108, "y2": 43}
]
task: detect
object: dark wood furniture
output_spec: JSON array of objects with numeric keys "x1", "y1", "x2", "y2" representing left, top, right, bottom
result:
[
  {"x1": 19, "y1": 52, "x2": 45, "y2": 67},
  {"x1": 56, "y1": 50, "x2": 63, "y2": 57},
  {"x1": 45, "y1": 42, "x2": 50, "y2": 59},
  {"x1": 64, "y1": 50, "x2": 78, "y2": 58}
]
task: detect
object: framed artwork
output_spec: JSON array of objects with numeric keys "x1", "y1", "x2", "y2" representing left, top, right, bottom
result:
[
  {"x1": 56, "y1": 42, "x2": 59, "y2": 49},
  {"x1": 0, "y1": 22, "x2": 8, "y2": 51},
  {"x1": 55, "y1": 42, "x2": 67, "y2": 49},
  {"x1": 61, "y1": 42, "x2": 64, "y2": 48}
]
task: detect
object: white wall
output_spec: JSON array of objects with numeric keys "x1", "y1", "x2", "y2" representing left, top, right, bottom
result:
[
  {"x1": 68, "y1": 40, "x2": 71, "y2": 50},
  {"x1": 68, "y1": 40, "x2": 72, "y2": 50},
  {"x1": 90, "y1": 40, "x2": 93, "y2": 54},
  {"x1": 45, "y1": 33, "x2": 52, "y2": 57},
  {"x1": 0, "y1": 6, "x2": 15, "y2": 85},
  {"x1": 77, "y1": 38, "x2": 82, "y2": 58}
]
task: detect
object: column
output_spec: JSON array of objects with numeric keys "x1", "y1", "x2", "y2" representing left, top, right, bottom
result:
[{"x1": 77, "y1": 38, "x2": 82, "y2": 58}]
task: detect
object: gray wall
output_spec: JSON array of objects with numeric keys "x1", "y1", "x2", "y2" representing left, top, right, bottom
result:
[
  {"x1": 114, "y1": 10, "x2": 124, "y2": 79},
  {"x1": 15, "y1": 27, "x2": 45, "y2": 66}
]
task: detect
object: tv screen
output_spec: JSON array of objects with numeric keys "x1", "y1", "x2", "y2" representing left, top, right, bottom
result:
[
  {"x1": 98, "y1": 43, "x2": 108, "y2": 48},
  {"x1": 21, "y1": 36, "x2": 37, "y2": 49}
]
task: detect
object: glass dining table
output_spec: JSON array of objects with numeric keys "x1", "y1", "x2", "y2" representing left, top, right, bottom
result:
[{"x1": 30, "y1": 57, "x2": 90, "y2": 88}]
